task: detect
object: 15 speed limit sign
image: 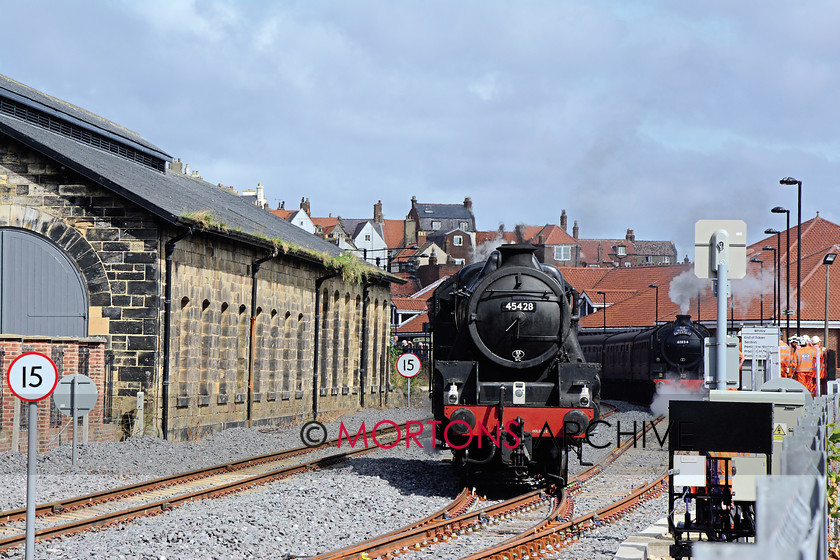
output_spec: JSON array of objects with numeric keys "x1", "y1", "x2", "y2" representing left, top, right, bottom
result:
[
  {"x1": 6, "y1": 352, "x2": 59, "y2": 402},
  {"x1": 397, "y1": 353, "x2": 422, "y2": 378}
]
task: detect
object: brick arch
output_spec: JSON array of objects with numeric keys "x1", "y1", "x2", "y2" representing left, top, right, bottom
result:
[{"x1": 2, "y1": 205, "x2": 110, "y2": 306}]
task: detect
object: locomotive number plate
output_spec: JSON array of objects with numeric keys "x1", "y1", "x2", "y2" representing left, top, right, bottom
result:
[{"x1": 502, "y1": 301, "x2": 536, "y2": 312}]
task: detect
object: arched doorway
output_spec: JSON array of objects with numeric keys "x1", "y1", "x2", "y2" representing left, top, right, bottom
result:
[{"x1": 0, "y1": 228, "x2": 87, "y2": 336}]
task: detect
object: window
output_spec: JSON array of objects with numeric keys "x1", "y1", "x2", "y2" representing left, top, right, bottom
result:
[
  {"x1": 617, "y1": 246, "x2": 626, "y2": 256},
  {"x1": 664, "y1": 256, "x2": 671, "y2": 263},
  {"x1": 365, "y1": 234, "x2": 371, "y2": 241},
  {"x1": 431, "y1": 221, "x2": 441, "y2": 230},
  {"x1": 645, "y1": 256, "x2": 652, "y2": 263},
  {"x1": 460, "y1": 221, "x2": 469, "y2": 230},
  {"x1": 453, "y1": 235, "x2": 463, "y2": 246},
  {"x1": 454, "y1": 258, "x2": 465, "y2": 265},
  {"x1": 554, "y1": 245, "x2": 571, "y2": 261}
]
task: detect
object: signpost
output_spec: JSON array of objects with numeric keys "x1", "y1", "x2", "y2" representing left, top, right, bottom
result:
[
  {"x1": 53, "y1": 374, "x2": 98, "y2": 467},
  {"x1": 695, "y1": 220, "x2": 747, "y2": 390},
  {"x1": 6, "y1": 352, "x2": 59, "y2": 560},
  {"x1": 396, "y1": 353, "x2": 421, "y2": 408}
]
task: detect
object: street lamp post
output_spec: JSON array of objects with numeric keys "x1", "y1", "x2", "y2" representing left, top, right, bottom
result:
[
  {"x1": 824, "y1": 253, "x2": 837, "y2": 395},
  {"x1": 750, "y1": 257, "x2": 764, "y2": 326},
  {"x1": 649, "y1": 284, "x2": 659, "y2": 326},
  {"x1": 780, "y1": 177, "x2": 803, "y2": 335},
  {"x1": 597, "y1": 291, "x2": 607, "y2": 334},
  {"x1": 762, "y1": 245, "x2": 777, "y2": 324},
  {"x1": 771, "y1": 207, "x2": 791, "y2": 339},
  {"x1": 765, "y1": 229, "x2": 782, "y2": 326}
]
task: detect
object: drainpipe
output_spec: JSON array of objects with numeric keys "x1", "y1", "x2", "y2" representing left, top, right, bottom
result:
[
  {"x1": 248, "y1": 250, "x2": 278, "y2": 428},
  {"x1": 359, "y1": 282, "x2": 376, "y2": 408},
  {"x1": 162, "y1": 227, "x2": 192, "y2": 440},
  {"x1": 313, "y1": 272, "x2": 339, "y2": 419}
]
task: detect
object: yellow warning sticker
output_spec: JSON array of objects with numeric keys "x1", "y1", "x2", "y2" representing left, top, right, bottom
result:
[{"x1": 773, "y1": 423, "x2": 787, "y2": 442}]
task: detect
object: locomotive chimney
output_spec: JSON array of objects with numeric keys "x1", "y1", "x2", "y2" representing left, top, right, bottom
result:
[
  {"x1": 496, "y1": 244, "x2": 538, "y2": 267},
  {"x1": 675, "y1": 314, "x2": 692, "y2": 326}
]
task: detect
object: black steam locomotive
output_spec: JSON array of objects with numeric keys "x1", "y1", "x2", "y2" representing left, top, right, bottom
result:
[
  {"x1": 429, "y1": 244, "x2": 601, "y2": 485},
  {"x1": 578, "y1": 315, "x2": 710, "y2": 403}
]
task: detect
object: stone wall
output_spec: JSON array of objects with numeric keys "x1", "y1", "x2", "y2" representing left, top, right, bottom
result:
[{"x1": 163, "y1": 232, "x2": 393, "y2": 440}]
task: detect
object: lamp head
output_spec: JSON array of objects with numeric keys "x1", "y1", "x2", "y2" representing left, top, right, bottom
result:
[
  {"x1": 764, "y1": 228, "x2": 780, "y2": 234},
  {"x1": 771, "y1": 206, "x2": 789, "y2": 214},
  {"x1": 648, "y1": 284, "x2": 657, "y2": 289},
  {"x1": 780, "y1": 177, "x2": 801, "y2": 186},
  {"x1": 762, "y1": 245, "x2": 775, "y2": 251},
  {"x1": 824, "y1": 253, "x2": 837, "y2": 265},
  {"x1": 750, "y1": 257, "x2": 762, "y2": 263}
]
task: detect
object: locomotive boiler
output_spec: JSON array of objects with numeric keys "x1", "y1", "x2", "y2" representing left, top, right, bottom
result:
[
  {"x1": 579, "y1": 315, "x2": 710, "y2": 403},
  {"x1": 429, "y1": 244, "x2": 601, "y2": 485}
]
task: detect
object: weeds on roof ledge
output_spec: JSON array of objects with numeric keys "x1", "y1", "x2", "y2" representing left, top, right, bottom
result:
[
  {"x1": 181, "y1": 210, "x2": 229, "y2": 233},
  {"x1": 179, "y1": 212, "x2": 376, "y2": 285}
]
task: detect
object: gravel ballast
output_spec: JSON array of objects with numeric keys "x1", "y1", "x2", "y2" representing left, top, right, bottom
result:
[{"x1": 0, "y1": 400, "x2": 668, "y2": 559}]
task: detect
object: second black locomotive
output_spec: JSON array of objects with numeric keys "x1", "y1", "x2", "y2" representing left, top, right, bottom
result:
[{"x1": 579, "y1": 315, "x2": 710, "y2": 403}]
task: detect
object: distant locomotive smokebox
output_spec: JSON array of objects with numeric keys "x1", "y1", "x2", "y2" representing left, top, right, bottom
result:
[{"x1": 661, "y1": 314, "x2": 704, "y2": 369}]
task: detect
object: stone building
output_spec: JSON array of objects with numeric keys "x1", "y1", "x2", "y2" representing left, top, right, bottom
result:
[{"x1": 0, "y1": 75, "x2": 394, "y2": 449}]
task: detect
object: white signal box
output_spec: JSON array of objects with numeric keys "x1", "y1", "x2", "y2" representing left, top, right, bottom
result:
[{"x1": 694, "y1": 219, "x2": 747, "y2": 279}]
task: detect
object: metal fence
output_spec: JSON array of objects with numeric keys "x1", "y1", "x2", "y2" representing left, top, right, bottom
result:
[{"x1": 695, "y1": 394, "x2": 836, "y2": 559}]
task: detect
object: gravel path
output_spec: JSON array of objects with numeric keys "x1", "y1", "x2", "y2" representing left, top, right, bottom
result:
[{"x1": 0, "y1": 400, "x2": 668, "y2": 559}]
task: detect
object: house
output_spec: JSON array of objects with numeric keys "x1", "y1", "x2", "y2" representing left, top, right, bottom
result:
[
  {"x1": 270, "y1": 198, "x2": 316, "y2": 235},
  {"x1": 578, "y1": 228, "x2": 677, "y2": 267},
  {"x1": 405, "y1": 196, "x2": 476, "y2": 248}
]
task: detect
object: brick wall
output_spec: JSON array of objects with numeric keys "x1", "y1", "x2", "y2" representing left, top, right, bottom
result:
[{"x1": 0, "y1": 337, "x2": 108, "y2": 452}]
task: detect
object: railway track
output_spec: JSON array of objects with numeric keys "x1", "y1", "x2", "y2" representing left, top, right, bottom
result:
[
  {"x1": 310, "y1": 411, "x2": 662, "y2": 560},
  {"x1": 0, "y1": 420, "x2": 411, "y2": 553}
]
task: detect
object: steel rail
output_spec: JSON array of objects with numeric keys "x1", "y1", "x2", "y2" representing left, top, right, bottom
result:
[
  {"x1": 0, "y1": 420, "x2": 413, "y2": 524},
  {"x1": 0, "y1": 421, "x2": 414, "y2": 552}
]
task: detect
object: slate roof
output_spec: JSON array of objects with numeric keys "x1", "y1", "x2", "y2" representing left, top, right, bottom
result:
[
  {"x1": 0, "y1": 74, "x2": 168, "y2": 161},
  {"x1": 341, "y1": 218, "x2": 384, "y2": 240},
  {"x1": 0, "y1": 78, "x2": 344, "y2": 258},
  {"x1": 414, "y1": 203, "x2": 473, "y2": 220}
]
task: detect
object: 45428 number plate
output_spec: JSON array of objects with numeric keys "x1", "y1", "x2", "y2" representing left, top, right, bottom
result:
[{"x1": 502, "y1": 301, "x2": 536, "y2": 312}]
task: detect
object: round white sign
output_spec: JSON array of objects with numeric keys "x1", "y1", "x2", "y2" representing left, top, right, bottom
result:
[
  {"x1": 396, "y1": 353, "x2": 422, "y2": 378},
  {"x1": 6, "y1": 352, "x2": 59, "y2": 402}
]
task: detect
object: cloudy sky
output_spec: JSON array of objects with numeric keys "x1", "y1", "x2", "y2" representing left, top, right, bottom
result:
[{"x1": 3, "y1": 0, "x2": 839, "y2": 258}]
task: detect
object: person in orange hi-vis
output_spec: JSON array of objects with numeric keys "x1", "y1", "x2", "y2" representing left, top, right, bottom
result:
[
  {"x1": 793, "y1": 336, "x2": 816, "y2": 395},
  {"x1": 812, "y1": 336, "x2": 827, "y2": 394},
  {"x1": 779, "y1": 335, "x2": 792, "y2": 378}
]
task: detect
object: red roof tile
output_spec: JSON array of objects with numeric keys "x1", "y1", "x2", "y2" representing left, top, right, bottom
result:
[
  {"x1": 383, "y1": 219, "x2": 405, "y2": 249},
  {"x1": 270, "y1": 209, "x2": 295, "y2": 221}
]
